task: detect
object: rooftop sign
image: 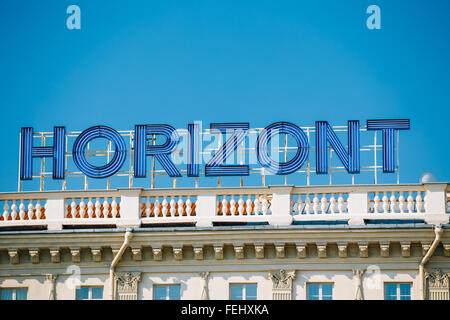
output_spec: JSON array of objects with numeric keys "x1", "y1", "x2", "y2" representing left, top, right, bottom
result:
[{"x1": 18, "y1": 119, "x2": 410, "y2": 190}]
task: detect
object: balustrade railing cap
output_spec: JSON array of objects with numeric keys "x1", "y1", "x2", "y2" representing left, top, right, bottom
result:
[
  {"x1": 422, "y1": 183, "x2": 449, "y2": 190},
  {"x1": 268, "y1": 185, "x2": 295, "y2": 192}
]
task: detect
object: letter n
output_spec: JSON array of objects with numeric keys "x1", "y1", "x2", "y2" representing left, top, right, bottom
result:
[{"x1": 315, "y1": 121, "x2": 360, "y2": 174}]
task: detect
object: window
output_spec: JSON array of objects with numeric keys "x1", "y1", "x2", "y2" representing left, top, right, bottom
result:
[
  {"x1": 307, "y1": 283, "x2": 333, "y2": 300},
  {"x1": 230, "y1": 283, "x2": 257, "y2": 300},
  {"x1": 76, "y1": 286, "x2": 103, "y2": 300},
  {"x1": 0, "y1": 288, "x2": 27, "y2": 300},
  {"x1": 385, "y1": 283, "x2": 411, "y2": 300},
  {"x1": 153, "y1": 284, "x2": 181, "y2": 300}
]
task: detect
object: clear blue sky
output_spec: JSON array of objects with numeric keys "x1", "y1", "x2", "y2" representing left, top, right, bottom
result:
[{"x1": 0, "y1": 0, "x2": 449, "y2": 191}]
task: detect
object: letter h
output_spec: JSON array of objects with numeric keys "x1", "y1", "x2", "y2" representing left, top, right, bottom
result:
[{"x1": 20, "y1": 127, "x2": 66, "y2": 180}]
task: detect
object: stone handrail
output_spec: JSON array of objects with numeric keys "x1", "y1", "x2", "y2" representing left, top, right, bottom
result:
[{"x1": 0, "y1": 183, "x2": 447, "y2": 230}]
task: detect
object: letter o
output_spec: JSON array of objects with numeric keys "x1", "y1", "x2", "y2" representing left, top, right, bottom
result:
[
  {"x1": 256, "y1": 122, "x2": 309, "y2": 175},
  {"x1": 72, "y1": 126, "x2": 126, "y2": 178}
]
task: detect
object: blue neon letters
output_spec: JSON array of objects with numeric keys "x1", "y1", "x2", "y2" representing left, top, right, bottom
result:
[
  {"x1": 315, "y1": 120, "x2": 360, "y2": 174},
  {"x1": 134, "y1": 124, "x2": 181, "y2": 178},
  {"x1": 205, "y1": 123, "x2": 249, "y2": 176},
  {"x1": 19, "y1": 119, "x2": 410, "y2": 180},
  {"x1": 256, "y1": 122, "x2": 309, "y2": 175},
  {"x1": 72, "y1": 126, "x2": 127, "y2": 178},
  {"x1": 366, "y1": 119, "x2": 410, "y2": 173},
  {"x1": 20, "y1": 126, "x2": 66, "y2": 180}
]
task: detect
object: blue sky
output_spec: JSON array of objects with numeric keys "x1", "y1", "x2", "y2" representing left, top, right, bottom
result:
[{"x1": 0, "y1": 0, "x2": 449, "y2": 191}]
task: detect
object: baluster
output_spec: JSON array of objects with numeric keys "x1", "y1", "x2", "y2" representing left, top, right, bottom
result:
[
  {"x1": 154, "y1": 197, "x2": 160, "y2": 217},
  {"x1": 141, "y1": 200, "x2": 145, "y2": 217},
  {"x1": 253, "y1": 197, "x2": 261, "y2": 215},
  {"x1": 407, "y1": 192, "x2": 414, "y2": 213},
  {"x1": 177, "y1": 198, "x2": 184, "y2": 216},
  {"x1": 11, "y1": 200, "x2": 17, "y2": 220},
  {"x1": 79, "y1": 198, "x2": 86, "y2": 218},
  {"x1": 238, "y1": 195, "x2": 244, "y2": 215},
  {"x1": 70, "y1": 199, "x2": 76, "y2": 218},
  {"x1": 28, "y1": 200, "x2": 35, "y2": 219},
  {"x1": 313, "y1": 194, "x2": 319, "y2": 214},
  {"x1": 338, "y1": 194, "x2": 345, "y2": 213},
  {"x1": 169, "y1": 197, "x2": 176, "y2": 216},
  {"x1": 416, "y1": 192, "x2": 423, "y2": 213},
  {"x1": 329, "y1": 194, "x2": 337, "y2": 214},
  {"x1": 373, "y1": 192, "x2": 380, "y2": 213},
  {"x1": 390, "y1": 194, "x2": 397, "y2": 213},
  {"x1": 230, "y1": 196, "x2": 237, "y2": 215},
  {"x1": 35, "y1": 201, "x2": 42, "y2": 220},
  {"x1": 398, "y1": 193, "x2": 406, "y2": 213},
  {"x1": 261, "y1": 196, "x2": 269, "y2": 215},
  {"x1": 186, "y1": 196, "x2": 192, "y2": 216},
  {"x1": 3, "y1": 201, "x2": 10, "y2": 221},
  {"x1": 292, "y1": 196, "x2": 299, "y2": 214},
  {"x1": 111, "y1": 197, "x2": 118, "y2": 218},
  {"x1": 102, "y1": 198, "x2": 109, "y2": 218},
  {"x1": 321, "y1": 194, "x2": 328, "y2": 214},
  {"x1": 19, "y1": 200, "x2": 25, "y2": 220},
  {"x1": 382, "y1": 193, "x2": 389, "y2": 213},
  {"x1": 221, "y1": 197, "x2": 228, "y2": 215},
  {"x1": 304, "y1": 194, "x2": 311, "y2": 214},
  {"x1": 145, "y1": 197, "x2": 151, "y2": 218},
  {"x1": 95, "y1": 198, "x2": 101, "y2": 218},
  {"x1": 87, "y1": 198, "x2": 94, "y2": 218},
  {"x1": 246, "y1": 195, "x2": 253, "y2": 215},
  {"x1": 162, "y1": 197, "x2": 169, "y2": 217}
]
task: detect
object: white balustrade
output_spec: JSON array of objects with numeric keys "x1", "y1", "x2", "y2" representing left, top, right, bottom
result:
[
  {"x1": 0, "y1": 184, "x2": 447, "y2": 229},
  {"x1": 0, "y1": 199, "x2": 47, "y2": 224},
  {"x1": 140, "y1": 195, "x2": 197, "y2": 224},
  {"x1": 368, "y1": 191, "x2": 425, "y2": 214},
  {"x1": 65, "y1": 196, "x2": 120, "y2": 219},
  {"x1": 291, "y1": 193, "x2": 348, "y2": 218},
  {"x1": 217, "y1": 194, "x2": 271, "y2": 216}
]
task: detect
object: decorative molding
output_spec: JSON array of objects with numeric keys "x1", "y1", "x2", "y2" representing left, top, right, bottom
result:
[
  {"x1": 173, "y1": 247, "x2": 183, "y2": 261},
  {"x1": 296, "y1": 244, "x2": 306, "y2": 259},
  {"x1": 29, "y1": 248, "x2": 39, "y2": 264},
  {"x1": 443, "y1": 244, "x2": 450, "y2": 257},
  {"x1": 213, "y1": 245, "x2": 223, "y2": 260},
  {"x1": 353, "y1": 269, "x2": 365, "y2": 300},
  {"x1": 422, "y1": 243, "x2": 431, "y2": 256},
  {"x1": 8, "y1": 249, "x2": 19, "y2": 264},
  {"x1": 234, "y1": 245, "x2": 244, "y2": 259},
  {"x1": 275, "y1": 244, "x2": 285, "y2": 259},
  {"x1": 115, "y1": 272, "x2": 141, "y2": 300},
  {"x1": 400, "y1": 242, "x2": 411, "y2": 258},
  {"x1": 380, "y1": 243, "x2": 390, "y2": 258},
  {"x1": 425, "y1": 269, "x2": 450, "y2": 300},
  {"x1": 358, "y1": 243, "x2": 368, "y2": 258},
  {"x1": 50, "y1": 249, "x2": 60, "y2": 263},
  {"x1": 45, "y1": 274, "x2": 58, "y2": 300},
  {"x1": 194, "y1": 247, "x2": 203, "y2": 260},
  {"x1": 152, "y1": 247, "x2": 162, "y2": 261},
  {"x1": 254, "y1": 244, "x2": 264, "y2": 259},
  {"x1": 200, "y1": 271, "x2": 210, "y2": 300},
  {"x1": 269, "y1": 269, "x2": 296, "y2": 300},
  {"x1": 91, "y1": 248, "x2": 102, "y2": 262},
  {"x1": 338, "y1": 243, "x2": 347, "y2": 258},
  {"x1": 317, "y1": 244, "x2": 327, "y2": 259},
  {"x1": 70, "y1": 248, "x2": 80, "y2": 263},
  {"x1": 131, "y1": 248, "x2": 142, "y2": 261},
  {"x1": 112, "y1": 248, "x2": 120, "y2": 257}
]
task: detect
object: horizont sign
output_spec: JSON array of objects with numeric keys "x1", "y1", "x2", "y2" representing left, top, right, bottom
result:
[{"x1": 19, "y1": 119, "x2": 410, "y2": 182}]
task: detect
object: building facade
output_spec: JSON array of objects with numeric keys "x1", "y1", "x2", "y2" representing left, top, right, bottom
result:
[{"x1": 0, "y1": 183, "x2": 449, "y2": 300}]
